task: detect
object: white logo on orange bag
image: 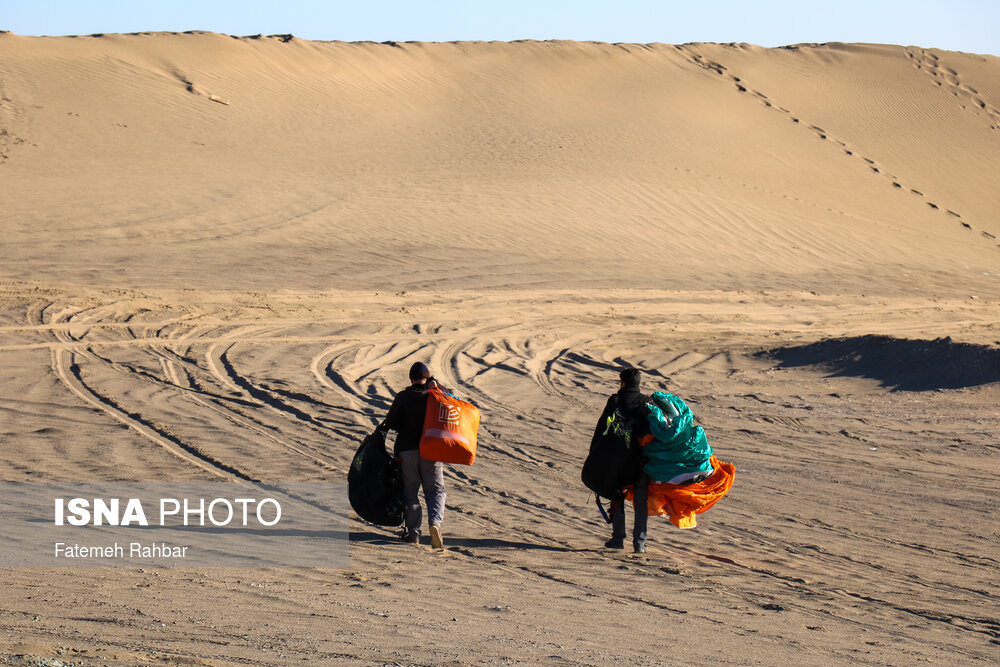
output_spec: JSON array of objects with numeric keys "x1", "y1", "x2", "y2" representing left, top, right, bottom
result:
[{"x1": 439, "y1": 404, "x2": 461, "y2": 426}]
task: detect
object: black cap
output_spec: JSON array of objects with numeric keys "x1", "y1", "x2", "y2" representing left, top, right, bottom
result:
[
  {"x1": 619, "y1": 368, "x2": 641, "y2": 389},
  {"x1": 409, "y1": 362, "x2": 431, "y2": 381}
]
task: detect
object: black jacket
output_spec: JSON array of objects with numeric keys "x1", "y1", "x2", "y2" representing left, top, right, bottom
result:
[
  {"x1": 379, "y1": 384, "x2": 429, "y2": 455},
  {"x1": 605, "y1": 387, "x2": 653, "y2": 445}
]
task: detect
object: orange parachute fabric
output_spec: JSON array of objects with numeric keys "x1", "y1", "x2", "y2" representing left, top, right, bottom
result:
[
  {"x1": 418, "y1": 387, "x2": 481, "y2": 465},
  {"x1": 627, "y1": 456, "x2": 735, "y2": 529}
]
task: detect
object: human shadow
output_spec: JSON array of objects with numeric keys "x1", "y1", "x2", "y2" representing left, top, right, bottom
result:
[{"x1": 349, "y1": 529, "x2": 569, "y2": 552}]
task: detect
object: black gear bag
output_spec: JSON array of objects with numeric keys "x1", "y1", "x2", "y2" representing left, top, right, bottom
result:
[
  {"x1": 581, "y1": 395, "x2": 642, "y2": 500},
  {"x1": 348, "y1": 429, "x2": 404, "y2": 526}
]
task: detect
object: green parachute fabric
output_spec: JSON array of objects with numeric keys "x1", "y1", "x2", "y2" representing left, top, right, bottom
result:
[{"x1": 642, "y1": 392, "x2": 714, "y2": 483}]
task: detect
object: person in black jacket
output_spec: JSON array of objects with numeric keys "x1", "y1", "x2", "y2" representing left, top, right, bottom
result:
[
  {"x1": 378, "y1": 362, "x2": 446, "y2": 548},
  {"x1": 604, "y1": 368, "x2": 652, "y2": 553}
]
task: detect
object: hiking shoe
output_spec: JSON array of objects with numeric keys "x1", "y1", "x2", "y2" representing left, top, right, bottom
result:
[
  {"x1": 402, "y1": 534, "x2": 419, "y2": 545},
  {"x1": 429, "y1": 525, "x2": 444, "y2": 549},
  {"x1": 604, "y1": 539, "x2": 625, "y2": 550}
]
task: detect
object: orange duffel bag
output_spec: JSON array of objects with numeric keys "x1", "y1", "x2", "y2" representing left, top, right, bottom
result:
[{"x1": 419, "y1": 387, "x2": 481, "y2": 465}]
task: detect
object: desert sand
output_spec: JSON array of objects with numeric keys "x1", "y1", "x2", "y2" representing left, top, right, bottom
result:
[{"x1": 0, "y1": 31, "x2": 998, "y2": 664}]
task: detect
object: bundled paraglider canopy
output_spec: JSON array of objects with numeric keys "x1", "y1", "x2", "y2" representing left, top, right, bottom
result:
[
  {"x1": 629, "y1": 455, "x2": 735, "y2": 528},
  {"x1": 348, "y1": 429, "x2": 404, "y2": 526}
]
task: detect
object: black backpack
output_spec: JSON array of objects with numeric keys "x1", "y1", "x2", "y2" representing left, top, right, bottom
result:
[
  {"x1": 348, "y1": 429, "x2": 404, "y2": 526},
  {"x1": 581, "y1": 395, "x2": 643, "y2": 500}
]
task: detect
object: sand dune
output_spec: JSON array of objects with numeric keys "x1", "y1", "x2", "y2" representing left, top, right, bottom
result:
[
  {"x1": 1, "y1": 32, "x2": 998, "y2": 664},
  {"x1": 2, "y1": 33, "x2": 998, "y2": 293}
]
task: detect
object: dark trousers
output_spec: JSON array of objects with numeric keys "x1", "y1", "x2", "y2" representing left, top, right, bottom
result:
[{"x1": 611, "y1": 471, "x2": 649, "y2": 548}]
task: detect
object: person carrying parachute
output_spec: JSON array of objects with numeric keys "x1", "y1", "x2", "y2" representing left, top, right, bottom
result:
[
  {"x1": 583, "y1": 368, "x2": 653, "y2": 553},
  {"x1": 583, "y1": 368, "x2": 735, "y2": 553}
]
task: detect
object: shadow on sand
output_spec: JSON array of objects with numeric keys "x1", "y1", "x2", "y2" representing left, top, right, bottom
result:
[
  {"x1": 349, "y1": 529, "x2": 569, "y2": 552},
  {"x1": 759, "y1": 334, "x2": 1000, "y2": 391}
]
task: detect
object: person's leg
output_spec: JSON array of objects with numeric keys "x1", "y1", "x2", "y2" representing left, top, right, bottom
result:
[
  {"x1": 419, "y1": 457, "x2": 446, "y2": 547},
  {"x1": 398, "y1": 450, "x2": 423, "y2": 542},
  {"x1": 606, "y1": 495, "x2": 626, "y2": 548},
  {"x1": 633, "y1": 472, "x2": 650, "y2": 552}
]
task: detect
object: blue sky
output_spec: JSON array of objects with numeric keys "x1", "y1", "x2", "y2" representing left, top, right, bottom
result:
[{"x1": 4, "y1": 1, "x2": 998, "y2": 56}]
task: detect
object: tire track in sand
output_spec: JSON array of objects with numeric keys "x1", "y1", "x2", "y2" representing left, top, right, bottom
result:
[
  {"x1": 145, "y1": 343, "x2": 343, "y2": 473},
  {"x1": 50, "y1": 347, "x2": 254, "y2": 481},
  {"x1": 39, "y1": 302, "x2": 257, "y2": 481},
  {"x1": 39, "y1": 300, "x2": 344, "y2": 479}
]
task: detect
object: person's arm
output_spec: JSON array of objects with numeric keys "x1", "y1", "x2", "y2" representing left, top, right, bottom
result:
[
  {"x1": 428, "y1": 377, "x2": 455, "y2": 396},
  {"x1": 379, "y1": 392, "x2": 402, "y2": 432},
  {"x1": 632, "y1": 399, "x2": 654, "y2": 445}
]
